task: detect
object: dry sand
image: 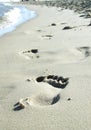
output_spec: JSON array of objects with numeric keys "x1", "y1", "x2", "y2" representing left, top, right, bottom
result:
[{"x1": 0, "y1": 4, "x2": 91, "y2": 130}]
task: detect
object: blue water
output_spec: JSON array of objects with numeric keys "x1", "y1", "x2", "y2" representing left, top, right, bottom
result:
[
  {"x1": 0, "y1": 3, "x2": 37, "y2": 37},
  {"x1": 0, "y1": 3, "x2": 13, "y2": 17}
]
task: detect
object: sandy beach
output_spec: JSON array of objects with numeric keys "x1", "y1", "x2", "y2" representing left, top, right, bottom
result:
[{"x1": 0, "y1": 4, "x2": 91, "y2": 130}]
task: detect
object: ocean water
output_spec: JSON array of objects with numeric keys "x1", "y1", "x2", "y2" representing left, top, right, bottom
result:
[{"x1": 0, "y1": 3, "x2": 37, "y2": 37}]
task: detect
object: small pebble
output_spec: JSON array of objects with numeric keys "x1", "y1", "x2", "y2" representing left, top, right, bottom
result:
[
  {"x1": 67, "y1": 98, "x2": 72, "y2": 101},
  {"x1": 51, "y1": 23, "x2": 56, "y2": 26},
  {"x1": 36, "y1": 55, "x2": 40, "y2": 58},
  {"x1": 27, "y1": 50, "x2": 31, "y2": 53},
  {"x1": 26, "y1": 79, "x2": 31, "y2": 82}
]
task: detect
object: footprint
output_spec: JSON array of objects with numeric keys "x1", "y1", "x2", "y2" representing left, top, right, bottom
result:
[
  {"x1": 41, "y1": 34, "x2": 53, "y2": 40},
  {"x1": 13, "y1": 93, "x2": 60, "y2": 110},
  {"x1": 19, "y1": 49, "x2": 39, "y2": 59},
  {"x1": 22, "y1": 49, "x2": 38, "y2": 54},
  {"x1": 19, "y1": 49, "x2": 56, "y2": 61},
  {"x1": 77, "y1": 46, "x2": 91, "y2": 58},
  {"x1": 19, "y1": 48, "x2": 89, "y2": 63},
  {"x1": 36, "y1": 75, "x2": 69, "y2": 89},
  {"x1": 13, "y1": 75, "x2": 69, "y2": 110}
]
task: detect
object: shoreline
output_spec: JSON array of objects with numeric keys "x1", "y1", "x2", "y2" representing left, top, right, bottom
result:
[
  {"x1": 0, "y1": 4, "x2": 91, "y2": 130},
  {"x1": 0, "y1": 3, "x2": 37, "y2": 37},
  {"x1": 1, "y1": 0, "x2": 91, "y2": 38}
]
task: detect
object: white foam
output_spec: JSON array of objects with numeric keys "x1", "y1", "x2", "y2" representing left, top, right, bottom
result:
[{"x1": 0, "y1": 3, "x2": 37, "y2": 36}]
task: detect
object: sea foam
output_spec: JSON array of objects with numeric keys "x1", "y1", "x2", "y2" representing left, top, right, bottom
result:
[{"x1": 0, "y1": 3, "x2": 37, "y2": 36}]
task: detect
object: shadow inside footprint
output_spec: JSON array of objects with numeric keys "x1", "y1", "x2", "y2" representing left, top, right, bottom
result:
[
  {"x1": 88, "y1": 23, "x2": 91, "y2": 26},
  {"x1": 51, "y1": 23, "x2": 56, "y2": 26},
  {"x1": 13, "y1": 101, "x2": 25, "y2": 111},
  {"x1": 51, "y1": 94, "x2": 60, "y2": 105},
  {"x1": 77, "y1": 46, "x2": 91, "y2": 57},
  {"x1": 36, "y1": 76, "x2": 45, "y2": 82},
  {"x1": 34, "y1": 93, "x2": 61, "y2": 106},
  {"x1": 47, "y1": 80, "x2": 68, "y2": 89},
  {"x1": 36, "y1": 75, "x2": 69, "y2": 89},
  {"x1": 13, "y1": 105, "x2": 24, "y2": 111},
  {"x1": 63, "y1": 26, "x2": 73, "y2": 30},
  {"x1": 14, "y1": 102, "x2": 19, "y2": 107},
  {"x1": 13, "y1": 102, "x2": 24, "y2": 111},
  {"x1": 31, "y1": 49, "x2": 38, "y2": 54}
]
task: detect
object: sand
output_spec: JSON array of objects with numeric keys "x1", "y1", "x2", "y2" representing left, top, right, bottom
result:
[{"x1": 0, "y1": 4, "x2": 91, "y2": 130}]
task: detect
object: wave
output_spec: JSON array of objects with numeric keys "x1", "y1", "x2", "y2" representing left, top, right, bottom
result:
[{"x1": 0, "y1": 3, "x2": 37, "y2": 37}]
